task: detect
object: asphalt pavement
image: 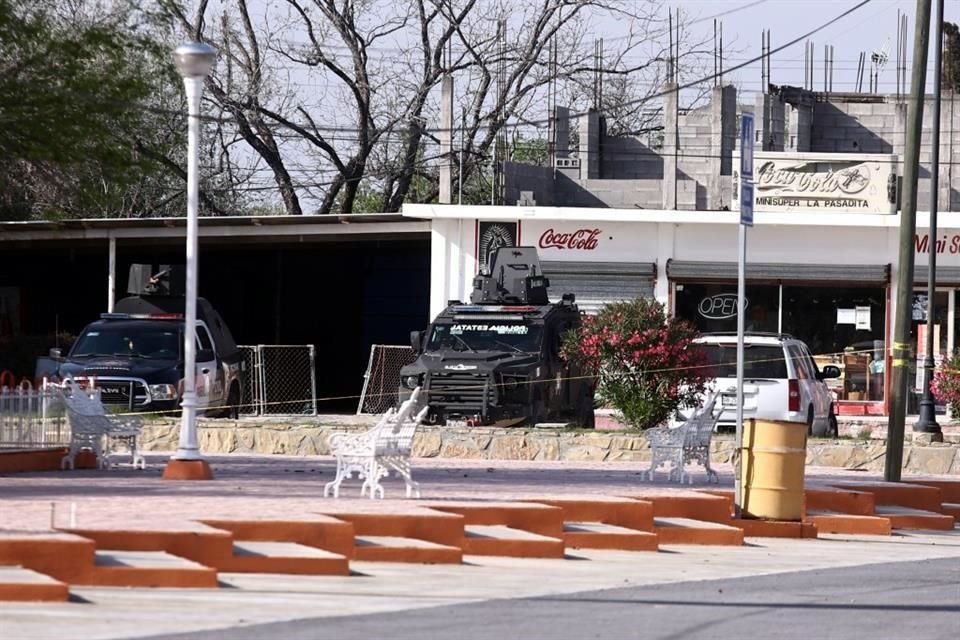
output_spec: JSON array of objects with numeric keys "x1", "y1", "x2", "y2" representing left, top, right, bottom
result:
[
  {"x1": 140, "y1": 555, "x2": 960, "y2": 640},
  {"x1": 2, "y1": 530, "x2": 959, "y2": 640}
]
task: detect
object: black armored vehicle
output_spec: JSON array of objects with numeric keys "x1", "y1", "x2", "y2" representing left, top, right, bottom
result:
[
  {"x1": 399, "y1": 247, "x2": 595, "y2": 427},
  {"x1": 55, "y1": 265, "x2": 244, "y2": 417}
]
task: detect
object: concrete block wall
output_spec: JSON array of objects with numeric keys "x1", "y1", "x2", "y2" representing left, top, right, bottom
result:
[
  {"x1": 600, "y1": 137, "x2": 663, "y2": 180},
  {"x1": 580, "y1": 109, "x2": 601, "y2": 180},
  {"x1": 719, "y1": 86, "x2": 738, "y2": 177},
  {"x1": 787, "y1": 102, "x2": 814, "y2": 151},
  {"x1": 554, "y1": 106, "x2": 570, "y2": 158},
  {"x1": 676, "y1": 99, "x2": 727, "y2": 210},
  {"x1": 503, "y1": 161, "x2": 555, "y2": 207},
  {"x1": 756, "y1": 93, "x2": 786, "y2": 151},
  {"x1": 809, "y1": 95, "x2": 960, "y2": 212},
  {"x1": 570, "y1": 178, "x2": 663, "y2": 209},
  {"x1": 503, "y1": 85, "x2": 960, "y2": 213}
]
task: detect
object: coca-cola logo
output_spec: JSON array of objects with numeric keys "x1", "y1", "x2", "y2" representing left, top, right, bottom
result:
[
  {"x1": 756, "y1": 161, "x2": 870, "y2": 195},
  {"x1": 538, "y1": 228, "x2": 601, "y2": 250}
]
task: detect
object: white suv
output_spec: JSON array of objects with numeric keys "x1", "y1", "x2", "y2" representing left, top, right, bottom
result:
[{"x1": 693, "y1": 333, "x2": 840, "y2": 437}]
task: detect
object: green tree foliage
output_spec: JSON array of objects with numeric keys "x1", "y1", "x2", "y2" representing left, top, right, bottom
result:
[
  {"x1": 0, "y1": 0, "x2": 151, "y2": 218},
  {"x1": 0, "y1": 0, "x2": 243, "y2": 219}
]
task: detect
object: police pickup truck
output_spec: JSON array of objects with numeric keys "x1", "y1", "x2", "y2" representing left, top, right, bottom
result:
[
  {"x1": 399, "y1": 247, "x2": 595, "y2": 427},
  {"x1": 55, "y1": 265, "x2": 243, "y2": 417}
]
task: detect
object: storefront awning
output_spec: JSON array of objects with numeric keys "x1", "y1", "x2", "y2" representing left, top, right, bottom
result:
[
  {"x1": 666, "y1": 260, "x2": 890, "y2": 284},
  {"x1": 913, "y1": 265, "x2": 960, "y2": 286}
]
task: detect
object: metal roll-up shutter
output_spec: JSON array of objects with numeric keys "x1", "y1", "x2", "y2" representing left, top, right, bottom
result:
[
  {"x1": 914, "y1": 265, "x2": 960, "y2": 286},
  {"x1": 666, "y1": 260, "x2": 890, "y2": 284},
  {"x1": 541, "y1": 261, "x2": 656, "y2": 314}
]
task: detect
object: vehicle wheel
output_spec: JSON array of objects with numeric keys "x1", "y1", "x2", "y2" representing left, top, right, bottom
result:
[
  {"x1": 806, "y1": 407, "x2": 815, "y2": 436},
  {"x1": 225, "y1": 383, "x2": 240, "y2": 420},
  {"x1": 826, "y1": 406, "x2": 839, "y2": 438},
  {"x1": 576, "y1": 389, "x2": 595, "y2": 428},
  {"x1": 529, "y1": 387, "x2": 548, "y2": 426}
]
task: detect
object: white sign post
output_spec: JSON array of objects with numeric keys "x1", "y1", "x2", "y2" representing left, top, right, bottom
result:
[{"x1": 735, "y1": 113, "x2": 754, "y2": 517}]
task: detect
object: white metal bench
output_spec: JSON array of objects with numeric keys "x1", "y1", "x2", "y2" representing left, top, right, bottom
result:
[
  {"x1": 324, "y1": 387, "x2": 427, "y2": 499},
  {"x1": 643, "y1": 391, "x2": 722, "y2": 485},
  {"x1": 58, "y1": 378, "x2": 145, "y2": 470}
]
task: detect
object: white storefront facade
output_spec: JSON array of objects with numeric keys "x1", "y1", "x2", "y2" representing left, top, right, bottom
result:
[{"x1": 404, "y1": 202, "x2": 960, "y2": 418}]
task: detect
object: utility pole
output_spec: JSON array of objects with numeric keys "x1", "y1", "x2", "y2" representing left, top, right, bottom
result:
[
  {"x1": 915, "y1": 0, "x2": 945, "y2": 440},
  {"x1": 886, "y1": 0, "x2": 932, "y2": 482}
]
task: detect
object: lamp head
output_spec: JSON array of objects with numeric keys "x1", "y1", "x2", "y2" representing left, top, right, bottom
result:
[{"x1": 173, "y1": 42, "x2": 217, "y2": 79}]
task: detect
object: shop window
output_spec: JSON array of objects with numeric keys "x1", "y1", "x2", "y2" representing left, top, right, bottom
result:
[
  {"x1": 675, "y1": 283, "x2": 779, "y2": 335},
  {"x1": 781, "y1": 286, "x2": 886, "y2": 403}
]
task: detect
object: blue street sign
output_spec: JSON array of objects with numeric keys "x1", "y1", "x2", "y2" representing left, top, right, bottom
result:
[
  {"x1": 741, "y1": 182, "x2": 754, "y2": 226},
  {"x1": 740, "y1": 113, "x2": 754, "y2": 181}
]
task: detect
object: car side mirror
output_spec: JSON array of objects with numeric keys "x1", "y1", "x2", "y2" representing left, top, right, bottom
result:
[
  {"x1": 197, "y1": 348, "x2": 215, "y2": 362},
  {"x1": 410, "y1": 330, "x2": 422, "y2": 355},
  {"x1": 820, "y1": 365, "x2": 841, "y2": 380},
  {"x1": 48, "y1": 348, "x2": 62, "y2": 359}
]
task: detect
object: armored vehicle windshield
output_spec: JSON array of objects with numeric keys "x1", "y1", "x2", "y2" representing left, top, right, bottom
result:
[{"x1": 427, "y1": 321, "x2": 543, "y2": 353}]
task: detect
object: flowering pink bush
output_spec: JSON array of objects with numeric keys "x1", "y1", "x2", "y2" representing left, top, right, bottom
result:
[
  {"x1": 561, "y1": 298, "x2": 708, "y2": 430},
  {"x1": 931, "y1": 352, "x2": 960, "y2": 415}
]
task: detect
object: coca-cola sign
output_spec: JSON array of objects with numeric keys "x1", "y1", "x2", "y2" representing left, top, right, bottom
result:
[
  {"x1": 733, "y1": 151, "x2": 897, "y2": 214},
  {"x1": 538, "y1": 228, "x2": 601, "y2": 251}
]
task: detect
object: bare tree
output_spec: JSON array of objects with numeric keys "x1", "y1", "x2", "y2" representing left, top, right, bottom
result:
[{"x1": 163, "y1": 0, "x2": 711, "y2": 215}]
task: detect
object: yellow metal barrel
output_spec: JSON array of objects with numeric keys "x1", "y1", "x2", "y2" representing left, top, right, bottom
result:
[{"x1": 739, "y1": 419, "x2": 808, "y2": 521}]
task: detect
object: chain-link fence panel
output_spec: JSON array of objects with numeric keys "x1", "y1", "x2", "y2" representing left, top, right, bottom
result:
[
  {"x1": 237, "y1": 346, "x2": 260, "y2": 416},
  {"x1": 357, "y1": 345, "x2": 416, "y2": 414},
  {"x1": 238, "y1": 345, "x2": 317, "y2": 416}
]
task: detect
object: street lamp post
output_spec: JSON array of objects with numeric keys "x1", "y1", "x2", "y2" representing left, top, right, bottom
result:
[
  {"x1": 915, "y1": 0, "x2": 945, "y2": 441},
  {"x1": 163, "y1": 42, "x2": 217, "y2": 481}
]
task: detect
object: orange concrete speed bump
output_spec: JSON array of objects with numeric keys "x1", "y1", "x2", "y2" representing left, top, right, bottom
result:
[
  {"x1": 353, "y1": 536, "x2": 463, "y2": 564},
  {"x1": 942, "y1": 503, "x2": 960, "y2": 521},
  {"x1": 653, "y1": 517, "x2": 744, "y2": 546},
  {"x1": 62, "y1": 524, "x2": 234, "y2": 569},
  {"x1": 804, "y1": 487, "x2": 877, "y2": 516},
  {"x1": 903, "y1": 480, "x2": 960, "y2": 504},
  {"x1": 0, "y1": 566, "x2": 70, "y2": 602},
  {"x1": 874, "y1": 506, "x2": 956, "y2": 531},
  {"x1": 804, "y1": 513, "x2": 892, "y2": 536},
  {"x1": 426, "y1": 502, "x2": 566, "y2": 558},
  {"x1": 620, "y1": 489, "x2": 734, "y2": 524},
  {"x1": 226, "y1": 541, "x2": 349, "y2": 575},
  {"x1": 202, "y1": 516, "x2": 355, "y2": 557},
  {"x1": 0, "y1": 531, "x2": 96, "y2": 584},
  {"x1": 733, "y1": 519, "x2": 818, "y2": 539},
  {"x1": 318, "y1": 507, "x2": 466, "y2": 563},
  {"x1": 89, "y1": 549, "x2": 218, "y2": 588},
  {"x1": 829, "y1": 481, "x2": 945, "y2": 513},
  {"x1": 561, "y1": 522, "x2": 659, "y2": 551},
  {"x1": 534, "y1": 496, "x2": 658, "y2": 551}
]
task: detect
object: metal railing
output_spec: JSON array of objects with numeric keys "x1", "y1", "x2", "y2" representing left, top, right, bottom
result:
[
  {"x1": 238, "y1": 345, "x2": 317, "y2": 416},
  {"x1": 0, "y1": 384, "x2": 67, "y2": 449},
  {"x1": 357, "y1": 345, "x2": 417, "y2": 414}
]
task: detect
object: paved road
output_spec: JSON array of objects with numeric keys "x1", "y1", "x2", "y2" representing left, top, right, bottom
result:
[
  {"x1": 143, "y1": 556, "x2": 960, "y2": 640},
  {"x1": 4, "y1": 531, "x2": 953, "y2": 640}
]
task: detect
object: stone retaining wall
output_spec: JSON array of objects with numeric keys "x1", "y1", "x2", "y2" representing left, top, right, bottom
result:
[{"x1": 139, "y1": 420, "x2": 960, "y2": 475}]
